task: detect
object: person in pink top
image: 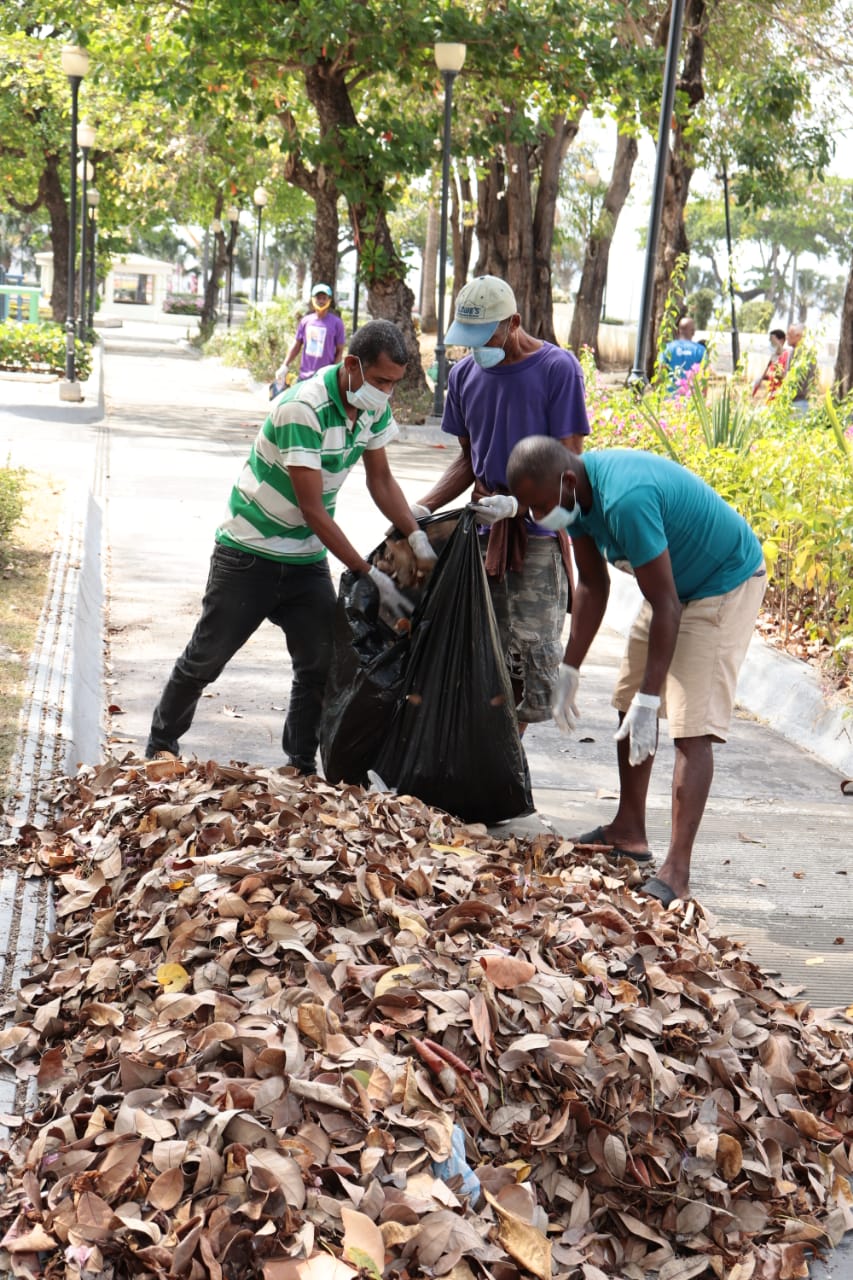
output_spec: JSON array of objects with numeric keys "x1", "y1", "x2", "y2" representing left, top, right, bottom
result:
[{"x1": 280, "y1": 284, "x2": 346, "y2": 383}]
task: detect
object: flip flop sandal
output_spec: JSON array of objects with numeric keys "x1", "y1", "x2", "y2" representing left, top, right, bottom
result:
[
  {"x1": 639, "y1": 876, "x2": 680, "y2": 907},
  {"x1": 842, "y1": 780, "x2": 852, "y2": 796},
  {"x1": 574, "y1": 825, "x2": 654, "y2": 864}
]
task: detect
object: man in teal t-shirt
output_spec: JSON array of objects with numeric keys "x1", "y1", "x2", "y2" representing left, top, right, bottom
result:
[
  {"x1": 661, "y1": 316, "x2": 706, "y2": 391},
  {"x1": 507, "y1": 440, "x2": 767, "y2": 907}
]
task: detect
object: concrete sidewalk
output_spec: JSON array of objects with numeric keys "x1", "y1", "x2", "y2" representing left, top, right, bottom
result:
[{"x1": 2, "y1": 323, "x2": 851, "y2": 1018}]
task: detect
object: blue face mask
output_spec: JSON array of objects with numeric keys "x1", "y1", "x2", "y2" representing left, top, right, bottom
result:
[
  {"x1": 472, "y1": 345, "x2": 506, "y2": 369},
  {"x1": 537, "y1": 476, "x2": 581, "y2": 531},
  {"x1": 471, "y1": 320, "x2": 509, "y2": 368}
]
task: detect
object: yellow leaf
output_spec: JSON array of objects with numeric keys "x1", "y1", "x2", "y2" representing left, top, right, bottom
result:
[
  {"x1": 156, "y1": 962, "x2": 190, "y2": 993},
  {"x1": 804, "y1": 957, "x2": 824, "y2": 966},
  {"x1": 429, "y1": 843, "x2": 480, "y2": 857},
  {"x1": 374, "y1": 964, "x2": 420, "y2": 999}
]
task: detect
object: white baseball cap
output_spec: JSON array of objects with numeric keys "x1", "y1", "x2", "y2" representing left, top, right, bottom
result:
[{"x1": 444, "y1": 276, "x2": 517, "y2": 346}]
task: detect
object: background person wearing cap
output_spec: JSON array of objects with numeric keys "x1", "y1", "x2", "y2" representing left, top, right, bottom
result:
[
  {"x1": 279, "y1": 284, "x2": 346, "y2": 385},
  {"x1": 413, "y1": 274, "x2": 590, "y2": 729}
]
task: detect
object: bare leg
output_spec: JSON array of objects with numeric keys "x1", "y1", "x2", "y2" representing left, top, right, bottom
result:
[
  {"x1": 652, "y1": 735, "x2": 714, "y2": 898},
  {"x1": 596, "y1": 711, "x2": 657, "y2": 854}
]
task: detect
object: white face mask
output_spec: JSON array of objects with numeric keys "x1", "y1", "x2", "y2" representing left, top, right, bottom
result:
[
  {"x1": 346, "y1": 359, "x2": 391, "y2": 414},
  {"x1": 471, "y1": 320, "x2": 509, "y2": 368},
  {"x1": 537, "y1": 476, "x2": 581, "y2": 531}
]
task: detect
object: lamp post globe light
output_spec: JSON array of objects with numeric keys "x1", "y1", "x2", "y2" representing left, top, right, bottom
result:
[
  {"x1": 86, "y1": 188, "x2": 99, "y2": 331},
  {"x1": 226, "y1": 204, "x2": 239, "y2": 328},
  {"x1": 252, "y1": 186, "x2": 269, "y2": 305},
  {"x1": 76, "y1": 119, "x2": 96, "y2": 340},
  {"x1": 60, "y1": 44, "x2": 89, "y2": 401},
  {"x1": 431, "y1": 40, "x2": 466, "y2": 420},
  {"x1": 582, "y1": 166, "x2": 600, "y2": 238}
]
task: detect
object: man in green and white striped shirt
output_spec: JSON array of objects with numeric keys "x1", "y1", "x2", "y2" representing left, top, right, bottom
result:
[{"x1": 147, "y1": 320, "x2": 436, "y2": 773}]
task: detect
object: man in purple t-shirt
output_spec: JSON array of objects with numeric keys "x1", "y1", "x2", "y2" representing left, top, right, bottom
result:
[
  {"x1": 281, "y1": 284, "x2": 347, "y2": 382},
  {"x1": 415, "y1": 275, "x2": 590, "y2": 727}
]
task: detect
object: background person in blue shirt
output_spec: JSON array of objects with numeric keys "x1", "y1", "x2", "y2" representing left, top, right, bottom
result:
[
  {"x1": 661, "y1": 316, "x2": 706, "y2": 390},
  {"x1": 506, "y1": 438, "x2": 767, "y2": 907}
]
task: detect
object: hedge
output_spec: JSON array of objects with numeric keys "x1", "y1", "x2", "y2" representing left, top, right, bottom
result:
[{"x1": 0, "y1": 322, "x2": 92, "y2": 381}]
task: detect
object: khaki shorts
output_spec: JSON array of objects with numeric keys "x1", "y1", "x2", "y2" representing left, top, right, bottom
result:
[
  {"x1": 612, "y1": 571, "x2": 767, "y2": 741},
  {"x1": 485, "y1": 535, "x2": 569, "y2": 723}
]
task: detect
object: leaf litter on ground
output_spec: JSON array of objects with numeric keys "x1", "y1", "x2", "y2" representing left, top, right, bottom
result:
[{"x1": 0, "y1": 755, "x2": 851, "y2": 1280}]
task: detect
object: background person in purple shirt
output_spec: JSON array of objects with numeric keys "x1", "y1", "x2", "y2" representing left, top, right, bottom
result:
[
  {"x1": 414, "y1": 275, "x2": 591, "y2": 729},
  {"x1": 280, "y1": 284, "x2": 346, "y2": 382}
]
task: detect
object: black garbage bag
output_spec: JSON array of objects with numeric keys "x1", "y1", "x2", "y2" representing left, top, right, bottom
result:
[
  {"x1": 319, "y1": 512, "x2": 462, "y2": 787},
  {"x1": 374, "y1": 509, "x2": 533, "y2": 824},
  {"x1": 319, "y1": 571, "x2": 411, "y2": 787}
]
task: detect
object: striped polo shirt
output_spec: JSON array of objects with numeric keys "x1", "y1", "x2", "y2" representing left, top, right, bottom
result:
[{"x1": 216, "y1": 363, "x2": 398, "y2": 563}]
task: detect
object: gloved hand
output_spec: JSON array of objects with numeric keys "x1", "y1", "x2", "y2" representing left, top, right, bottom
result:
[
  {"x1": 410, "y1": 503, "x2": 433, "y2": 521},
  {"x1": 407, "y1": 528, "x2": 438, "y2": 572},
  {"x1": 614, "y1": 692, "x2": 660, "y2": 767},
  {"x1": 470, "y1": 494, "x2": 519, "y2": 525},
  {"x1": 368, "y1": 566, "x2": 414, "y2": 619},
  {"x1": 552, "y1": 664, "x2": 581, "y2": 734}
]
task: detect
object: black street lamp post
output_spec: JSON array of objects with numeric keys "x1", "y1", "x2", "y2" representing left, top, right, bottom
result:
[
  {"x1": 430, "y1": 41, "x2": 466, "y2": 420},
  {"x1": 77, "y1": 120, "x2": 95, "y2": 340},
  {"x1": 226, "y1": 205, "x2": 239, "y2": 328},
  {"x1": 87, "y1": 187, "x2": 99, "y2": 330},
  {"x1": 253, "y1": 186, "x2": 268, "y2": 305},
  {"x1": 60, "y1": 44, "x2": 89, "y2": 400},
  {"x1": 721, "y1": 161, "x2": 740, "y2": 370},
  {"x1": 627, "y1": 0, "x2": 686, "y2": 389}
]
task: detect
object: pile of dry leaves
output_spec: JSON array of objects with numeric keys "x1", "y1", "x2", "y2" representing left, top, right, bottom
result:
[{"x1": 0, "y1": 757, "x2": 851, "y2": 1280}]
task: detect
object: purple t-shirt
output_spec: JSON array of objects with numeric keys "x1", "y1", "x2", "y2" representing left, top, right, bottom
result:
[
  {"x1": 296, "y1": 311, "x2": 346, "y2": 378},
  {"x1": 442, "y1": 343, "x2": 590, "y2": 494}
]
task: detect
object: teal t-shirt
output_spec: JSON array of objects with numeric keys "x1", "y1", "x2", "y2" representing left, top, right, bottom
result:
[{"x1": 573, "y1": 450, "x2": 763, "y2": 600}]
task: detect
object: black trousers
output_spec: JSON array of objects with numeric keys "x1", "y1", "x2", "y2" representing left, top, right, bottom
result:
[{"x1": 147, "y1": 543, "x2": 336, "y2": 769}]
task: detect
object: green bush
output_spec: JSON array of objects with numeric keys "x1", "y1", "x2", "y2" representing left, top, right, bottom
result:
[
  {"x1": 0, "y1": 322, "x2": 92, "y2": 380},
  {"x1": 738, "y1": 299, "x2": 775, "y2": 333},
  {"x1": 0, "y1": 465, "x2": 26, "y2": 542},
  {"x1": 205, "y1": 298, "x2": 300, "y2": 381},
  {"x1": 687, "y1": 287, "x2": 716, "y2": 329},
  {"x1": 580, "y1": 351, "x2": 853, "y2": 671}
]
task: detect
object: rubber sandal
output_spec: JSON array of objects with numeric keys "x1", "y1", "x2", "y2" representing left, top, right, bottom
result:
[
  {"x1": 639, "y1": 876, "x2": 680, "y2": 907},
  {"x1": 573, "y1": 825, "x2": 654, "y2": 864},
  {"x1": 842, "y1": 779, "x2": 852, "y2": 796}
]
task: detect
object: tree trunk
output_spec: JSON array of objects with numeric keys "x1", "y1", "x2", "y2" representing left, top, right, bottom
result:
[
  {"x1": 504, "y1": 139, "x2": 537, "y2": 331},
  {"x1": 474, "y1": 112, "x2": 579, "y2": 343},
  {"x1": 311, "y1": 175, "x2": 339, "y2": 293},
  {"x1": 294, "y1": 258, "x2": 308, "y2": 297},
  {"x1": 450, "y1": 161, "x2": 474, "y2": 308},
  {"x1": 647, "y1": 0, "x2": 708, "y2": 375},
  {"x1": 531, "y1": 112, "x2": 582, "y2": 343},
  {"x1": 420, "y1": 195, "x2": 439, "y2": 333},
  {"x1": 834, "y1": 256, "x2": 853, "y2": 396},
  {"x1": 199, "y1": 192, "x2": 229, "y2": 338},
  {"x1": 42, "y1": 153, "x2": 69, "y2": 323},
  {"x1": 569, "y1": 128, "x2": 638, "y2": 361},
  {"x1": 474, "y1": 152, "x2": 509, "y2": 278},
  {"x1": 301, "y1": 60, "x2": 425, "y2": 395}
]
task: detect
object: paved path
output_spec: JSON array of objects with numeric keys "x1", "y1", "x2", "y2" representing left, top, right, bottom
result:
[
  {"x1": 3, "y1": 325, "x2": 852, "y2": 1017},
  {"x1": 2, "y1": 323, "x2": 852, "y2": 1272}
]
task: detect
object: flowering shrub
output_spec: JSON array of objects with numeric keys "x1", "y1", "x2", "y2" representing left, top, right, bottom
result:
[
  {"x1": 580, "y1": 350, "x2": 853, "y2": 681},
  {"x1": 162, "y1": 293, "x2": 204, "y2": 315},
  {"x1": 0, "y1": 322, "x2": 92, "y2": 380}
]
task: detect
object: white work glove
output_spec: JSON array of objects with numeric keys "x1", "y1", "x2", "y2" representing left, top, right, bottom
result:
[
  {"x1": 614, "y1": 692, "x2": 661, "y2": 767},
  {"x1": 470, "y1": 494, "x2": 519, "y2": 526},
  {"x1": 368, "y1": 566, "x2": 414, "y2": 620},
  {"x1": 410, "y1": 503, "x2": 433, "y2": 521},
  {"x1": 407, "y1": 529, "x2": 438, "y2": 572},
  {"x1": 552, "y1": 664, "x2": 581, "y2": 734}
]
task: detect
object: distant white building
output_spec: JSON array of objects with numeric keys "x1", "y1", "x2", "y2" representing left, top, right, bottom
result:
[{"x1": 36, "y1": 252, "x2": 175, "y2": 317}]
